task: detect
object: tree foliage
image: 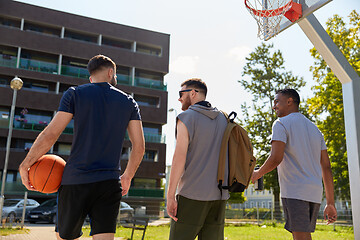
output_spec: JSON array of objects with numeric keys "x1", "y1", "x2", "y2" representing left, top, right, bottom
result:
[
  {"x1": 239, "y1": 43, "x2": 305, "y2": 217},
  {"x1": 307, "y1": 10, "x2": 360, "y2": 200}
]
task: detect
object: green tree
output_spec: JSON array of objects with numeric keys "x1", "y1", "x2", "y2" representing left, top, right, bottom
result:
[
  {"x1": 239, "y1": 43, "x2": 305, "y2": 219},
  {"x1": 307, "y1": 10, "x2": 360, "y2": 200}
]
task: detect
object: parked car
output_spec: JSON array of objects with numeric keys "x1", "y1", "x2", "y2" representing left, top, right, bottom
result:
[
  {"x1": 27, "y1": 199, "x2": 134, "y2": 224},
  {"x1": 118, "y1": 202, "x2": 134, "y2": 222},
  {"x1": 1, "y1": 199, "x2": 40, "y2": 222},
  {"x1": 27, "y1": 198, "x2": 57, "y2": 224}
]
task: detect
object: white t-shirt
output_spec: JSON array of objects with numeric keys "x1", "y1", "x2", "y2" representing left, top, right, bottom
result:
[{"x1": 272, "y1": 112, "x2": 327, "y2": 203}]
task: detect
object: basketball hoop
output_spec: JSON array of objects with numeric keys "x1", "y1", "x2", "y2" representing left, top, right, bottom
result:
[{"x1": 245, "y1": 0, "x2": 302, "y2": 40}]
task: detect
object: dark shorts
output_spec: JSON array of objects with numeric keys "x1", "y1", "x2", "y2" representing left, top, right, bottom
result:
[
  {"x1": 169, "y1": 195, "x2": 226, "y2": 240},
  {"x1": 56, "y1": 179, "x2": 122, "y2": 239},
  {"x1": 282, "y1": 198, "x2": 320, "y2": 233}
]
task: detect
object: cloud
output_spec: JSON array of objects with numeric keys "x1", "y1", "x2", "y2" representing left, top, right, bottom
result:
[
  {"x1": 227, "y1": 46, "x2": 252, "y2": 62},
  {"x1": 170, "y1": 56, "x2": 200, "y2": 75}
]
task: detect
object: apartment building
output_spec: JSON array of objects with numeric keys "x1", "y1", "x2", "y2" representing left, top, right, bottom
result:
[{"x1": 0, "y1": 0, "x2": 169, "y2": 215}]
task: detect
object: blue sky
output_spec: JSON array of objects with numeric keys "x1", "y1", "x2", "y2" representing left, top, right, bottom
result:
[{"x1": 16, "y1": 0, "x2": 360, "y2": 164}]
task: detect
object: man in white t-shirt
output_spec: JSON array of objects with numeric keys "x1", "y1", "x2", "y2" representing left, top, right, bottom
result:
[{"x1": 251, "y1": 88, "x2": 337, "y2": 240}]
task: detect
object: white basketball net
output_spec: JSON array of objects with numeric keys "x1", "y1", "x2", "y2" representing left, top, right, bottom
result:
[{"x1": 245, "y1": 0, "x2": 293, "y2": 40}]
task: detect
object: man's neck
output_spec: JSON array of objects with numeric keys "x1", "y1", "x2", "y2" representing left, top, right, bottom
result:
[
  {"x1": 282, "y1": 109, "x2": 299, "y2": 117},
  {"x1": 195, "y1": 100, "x2": 211, "y2": 107}
]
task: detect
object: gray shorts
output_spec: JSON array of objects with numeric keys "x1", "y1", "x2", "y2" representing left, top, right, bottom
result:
[{"x1": 282, "y1": 198, "x2": 320, "y2": 233}]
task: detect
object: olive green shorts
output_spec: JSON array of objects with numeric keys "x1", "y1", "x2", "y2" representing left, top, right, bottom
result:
[{"x1": 169, "y1": 195, "x2": 226, "y2": 240}]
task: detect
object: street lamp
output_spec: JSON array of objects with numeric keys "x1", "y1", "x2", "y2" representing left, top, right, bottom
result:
[
  {"x1": 0, "y1": 77, "x2": 23, "y2": 223},
  {"x1": 165, "y1": 108, "x2": 178, "y2": 205},
  {"x1": 168, "y1": 108, "x2": 177, "y2": 117}
]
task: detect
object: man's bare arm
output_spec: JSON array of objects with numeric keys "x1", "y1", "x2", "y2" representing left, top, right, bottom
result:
[
  {"x1": 167, "y1": 120, "x2": 189, "y2": 221},
  {"x1": 19, "y1": 111, "x2": 73, "y2": 190},
  {"x1": 121, "y1": 120, "x2": 145, "y2": 196},
  {"x1": 251, "y1": 140, "x2": 285, "y2": 183},
  {"x1": 320, "y1": 149, "x2": 337, "y2": 224}
]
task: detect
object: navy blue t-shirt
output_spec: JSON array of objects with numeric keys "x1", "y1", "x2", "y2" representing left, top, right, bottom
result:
[{"x1": 58, "y1": 82, "x2": 141, "y2": 185}]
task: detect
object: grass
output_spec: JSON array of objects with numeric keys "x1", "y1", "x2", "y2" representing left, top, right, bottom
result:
[
  {"x1": 81, "y1": 223, "x2": 354, "y2": 240},
  {"x1": 0, "y1": 227, "x2": 29, "y2": 236}
]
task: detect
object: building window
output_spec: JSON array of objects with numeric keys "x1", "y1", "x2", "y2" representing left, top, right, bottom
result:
[
  {"x1": 136, "y1": 43, "x2": 162, "y2": 57},
  {"x1": 116, "y1": 65, "x2": 131, "y2": 85},
  {"x1": 0, "y1": 75, "x2": 9, "y2": 86},
  {"x1": 64, "y1": 29, "x2": 98, "y2": 44},
  {"x1": 134, "y1": 69, "x2": 165, "y2": 90},
  {"x1": 132, "y1": 178, "x2": 157, "y2": 189},
  {"x1": 20, "y1": 49, "x2": 58, "y2": 74},
  {"x1": 268, "y1": 201, "x2": 272, "y2": 209},
  {"x1": 143, "y1": 150, "x2": 158, "y2": 162},
  {"x1": 14, "y1": 108, "x2": 52, "y2": 131},
  {"x1": 135, "y1": 69, "x2": 162, "y2": 81},
  {"x1": 262, "y1": 201, "x2": 266, "y2": 208},
  {"x1": 134, "y1": 94, "x2": 159, "y2": 108},
  {"x1": 59, "y1": 83, "x2": 73, "y2": 93},
  {"x1": 0, "y1": 45, "x2": 18, "y2": 68},
  {"x1": 23, "y1": 81, "x2": 49, "y2": 93},
  {"x1": 61, "y1": 56, "x2": 89, "y2": 79},
  {"x1": 58, "y1": 143, "x2": 72, "y2": 155},
  {"x1": 142, "y1": 123, "x2": 164, "y2": 143},
  {"x1": 0, "y1": 106, "x2": 9, "y2": 128},
  {"x1": 6, "y1": 171, "x2": 16, "y2": 182},
  {"x1": 24, "y1": 142, "x2": 33, "y2": 151},
  {"x1": 121, "y1": 147, "x2": 130, "y2": 160},
  {"x1": 23, "y1": 21, "x2": 61, "y2": 37},
  {"x1": 102, "y1": 36, "x2": 132, "y2": 50},
  {"x1": 0, "y1": 15, "x2": 21, "y2": 29}
]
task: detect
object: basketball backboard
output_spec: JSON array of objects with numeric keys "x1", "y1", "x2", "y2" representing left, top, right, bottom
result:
[{"x1": 275, "y1": 0, "x2": 332, "y2": 39}]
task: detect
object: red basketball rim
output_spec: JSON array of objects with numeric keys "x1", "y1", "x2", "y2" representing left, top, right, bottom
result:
[{"x1": 244, "y1": 0, "x2": 293, "y2": 18}]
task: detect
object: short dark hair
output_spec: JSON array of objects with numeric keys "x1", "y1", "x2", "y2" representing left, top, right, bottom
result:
[
  {"x1": 181, "y1": 78, "x2": 207, "y2": 97},
  {"x1": 87, "y1": 55, "x2": 116, "y2": 75},
  {"x1": 276, "y1": 88, "x2": 300, "y2": 106}
]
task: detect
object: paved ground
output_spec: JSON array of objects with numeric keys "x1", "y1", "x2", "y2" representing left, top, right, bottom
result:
[{"x1": 0, "y1": 219, "x2": 171, "y2": 240}]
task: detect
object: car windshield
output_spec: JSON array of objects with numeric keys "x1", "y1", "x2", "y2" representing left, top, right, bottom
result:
[
  {"x1": 121, "y1": 202, "x2": 130, "y2": 208},
  {"x1": 4, "y1": 200, "x2": 19, "y2": 207},
  {"x1": 40, "y1": 200, "x2": 57, "y2": 207}
]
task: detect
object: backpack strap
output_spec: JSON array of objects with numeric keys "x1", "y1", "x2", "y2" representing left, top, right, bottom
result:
[{"x1": 217, "y1": 111, "x2": 237, "y2": 195}]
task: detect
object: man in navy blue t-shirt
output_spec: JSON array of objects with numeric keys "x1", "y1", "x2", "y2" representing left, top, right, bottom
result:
[{"x1": 19, "y1": 55, "x2": 145, "y2": 240}]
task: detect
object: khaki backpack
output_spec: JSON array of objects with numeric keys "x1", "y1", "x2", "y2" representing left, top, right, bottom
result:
[{"x1": 217, "y1": 111, "x2": 256, "y2": 193}]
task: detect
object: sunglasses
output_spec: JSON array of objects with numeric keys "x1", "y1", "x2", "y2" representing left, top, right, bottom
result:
[{"x1": 179, "y1": 89, "x2": 198, "y2": 98}]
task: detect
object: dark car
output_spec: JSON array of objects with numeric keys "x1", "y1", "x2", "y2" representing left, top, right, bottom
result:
[
  {"x1": 27, "y1": 199, "x2": 57, "y2": 224},
  {"x1": 1, "y1": 199, "x2": 40, "y2": 222},
  {"x1": 28, "y1": 199, "x2": 134, "y2": 224}
]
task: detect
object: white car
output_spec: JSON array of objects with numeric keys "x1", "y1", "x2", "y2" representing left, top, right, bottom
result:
[{"x1": 2, "y1": 199, "x2": 40, "y2": 222}]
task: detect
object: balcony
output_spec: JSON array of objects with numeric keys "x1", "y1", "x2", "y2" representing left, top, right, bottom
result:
[
  {"x1": 134, "y1": 77, "x2": 167, "y2": 91},
  {"x1": 128, "y1": 188, "x2": 164, "y2": 198},
  {"x1": 144, "y1": 133, "x2": 166, "y2": 143},
  {"x1": 125, "y1": 132, "x2": 165, "y2": 144},
  {"x1": 61, "y1": 65, "x2": 90, "y2": 79},
  {"x1": 0, "y1": 54, "x2": 17, "y2": 68},
  {"x1": 116, "y1": 74, "x2": 131, "y2": 86},
  {"x1": 19, "y1": 58, "x2": 58, "y2": 74},
  {"x1": 0, "y1": 54, "x2": 167, "y2": 91},
  {"x1": 0, "y1": 181, "x2": 53, "y2": 196},
  {"x1": 0, "y1": 120, "x2": 73, "y2": 135}
]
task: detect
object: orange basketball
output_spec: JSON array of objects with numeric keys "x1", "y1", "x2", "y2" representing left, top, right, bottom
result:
[{"x1": 29, "y1": 154, "x2": 66, "y2": 193}]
